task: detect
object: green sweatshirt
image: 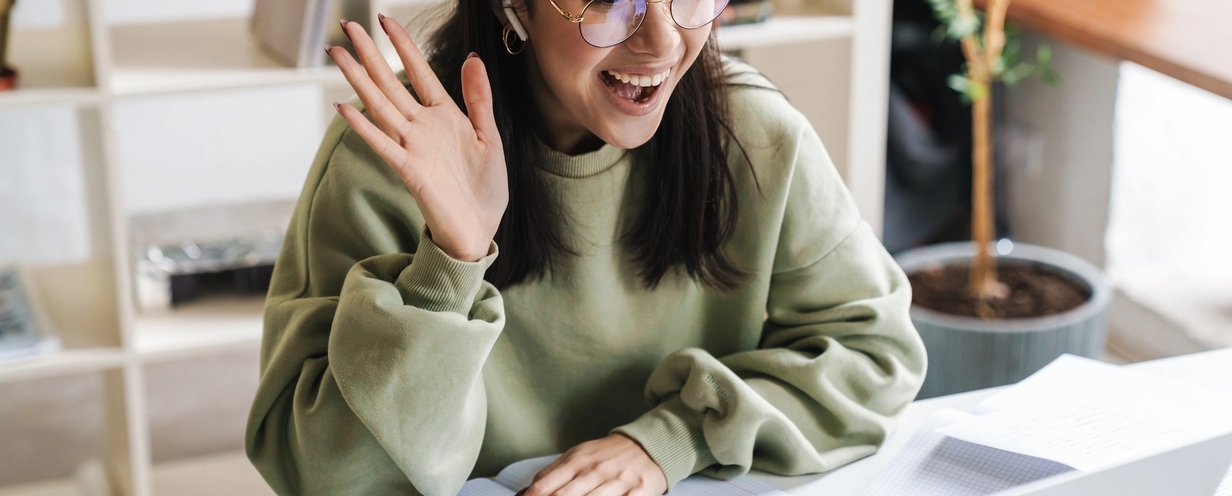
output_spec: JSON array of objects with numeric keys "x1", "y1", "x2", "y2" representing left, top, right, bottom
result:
[{"x1": 245, "y1": 58, "x2": 927, "y2": 496}]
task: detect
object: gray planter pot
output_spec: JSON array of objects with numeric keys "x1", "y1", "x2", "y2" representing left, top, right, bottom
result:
[{"x1": 896, "y1": 241, "x2": 1111, "y2": 399}]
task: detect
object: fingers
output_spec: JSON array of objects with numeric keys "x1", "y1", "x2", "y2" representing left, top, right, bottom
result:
[
  {"x1": 327, "y1": 45, "x2": 408, "y2": 138},
  {"x1": 461, "y1": 53, "x2": 500, "y2": 142},
  {"x1": 341, "y1": 19, "x2": 421, "y2": 119},
  {"x1": 334, "y1": 102, "x2": 414, "y2": 183},
  {"x1": 588, "y1": 480, "x2": 629, "y2": 496},
  {"x1": 378, "y1": 14, "x2": 452, "y2": 106},
  {"x1": 552, "y1": 472, "x2": 607, "y2": 496},
  {"x1": 523, "y1": 461, "x2": 577, "y2": 496}
]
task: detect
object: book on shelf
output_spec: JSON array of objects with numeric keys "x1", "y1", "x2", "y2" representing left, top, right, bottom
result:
[
  {"x1": 0, "y1": 264, "x2": 61, "y2": 361},
  {"x1": 460, "y1": 455, "x2": 787, "y2": 496},
  {"x1": 250, "y1": 0, "x2": 332, "y2": 68},
  {"x1": 717, "y1": 0, "x2": 773, "y2": 26}
]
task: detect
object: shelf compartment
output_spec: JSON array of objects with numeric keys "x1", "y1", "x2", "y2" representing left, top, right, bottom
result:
[
  {"x1": 133, "y1": 296, "x2": 265, "y2": 362},
  {"x1": 0, "y1": 348, "x2": 127, "y2": 384},
  {"x1": 109, "y1": 17, "x2": 346, "y2": 97},
  {"x1": 716, "y1": 15, "x2": 854, "y2": 50},
  {"x1": 0, "y1": 25, "x2": 100, "y2": 108},
  {"x1": 152, "y1": 451, "x2": 274, "y2": 496}
]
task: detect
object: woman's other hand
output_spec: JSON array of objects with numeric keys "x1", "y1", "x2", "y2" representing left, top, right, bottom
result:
[
  {"x1": 518, "y1": 434, "x2": 667, "y2": 496},
  {"x1": 328, "y1": 17, "x2": 508, "y2": 262}
]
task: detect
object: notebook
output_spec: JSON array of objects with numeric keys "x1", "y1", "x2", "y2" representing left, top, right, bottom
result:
[
  {"x1": 863, "y1": 409, "x2": 1074, "y2": 496},
  {"x1": 0, "y1": 264, "x2": 61, "y2": 361},
  {"x1": 459, "y1": 455, "x2": 788, "y2": 496}
]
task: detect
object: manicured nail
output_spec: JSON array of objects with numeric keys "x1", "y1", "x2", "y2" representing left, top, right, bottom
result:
[
  {"x1": 333, "y1": 102, "x2": 342, "y2": 112},
  {"x1": 377, "y1": 13, "x2": 386, "y2": 21},
  {"x1": 467, "y1": 51, "x2": 478, "y2": 59},
  {"x1": 339, "y1": 19, "x2": 352, "y2": 41},
  {"x1": 324, "y1": 44, "x2": 333, "y2": 55}
]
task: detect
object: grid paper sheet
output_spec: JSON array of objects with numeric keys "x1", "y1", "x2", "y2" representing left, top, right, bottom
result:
[
  {"x1": 457, "y1": 478, "x2": 516, "y2": 496},
  {"x1": 863, "y1": 409, "x2": 1074, "y2": 496},
  {"x1": 460, "y1": 455, "x2": 789, "y2": 496}
]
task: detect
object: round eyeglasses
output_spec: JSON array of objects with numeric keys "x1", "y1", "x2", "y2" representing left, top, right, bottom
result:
[{"x1": 548, "y1": 0, "x2": 729, "y2": 48}]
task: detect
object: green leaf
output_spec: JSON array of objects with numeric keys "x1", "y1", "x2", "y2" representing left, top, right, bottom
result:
[
  {"x1": 1037, "y1": 45, "x2": 1052, "y2": 65},
  {"x1": 1035, "y1": 46, "x2": 1060, "y2": 85},
  {"x1": 927, "y1": 0, "x2": 979, "y2": 40},
  {"x1": 948, "y1": 73, "x2": 969, "y2": 89},
  {"x1": 948, "y1": 74, "x2": 989, "y2": 104}
]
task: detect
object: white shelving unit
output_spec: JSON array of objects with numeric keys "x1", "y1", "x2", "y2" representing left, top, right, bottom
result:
[{"x1": 0, "y1": 0, "x2": 891, "y2": 493}]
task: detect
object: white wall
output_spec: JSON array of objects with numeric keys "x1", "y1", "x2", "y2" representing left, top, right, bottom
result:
[
  {"x1": 0, "y1": 106, "x2": 91, "y2": 265},
  {"x1": 13, "y1": 0, "x2": 251, "y2": 27},
  {"x1": 10, "y1": 0, "x2": 67, "y2": 28},
  {"x1": 1105, "y1": 63, "x2": 1232, "y2": 280},
  {"x1": 104, "y1": 0, "x2": 252, "y2": 25},
  {"x1": 113, "y1": 85, "x2": 324, "y2": 215}
]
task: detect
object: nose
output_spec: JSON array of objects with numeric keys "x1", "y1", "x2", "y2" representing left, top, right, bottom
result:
[{"x1": 622, "y1": 0, "x2": 680, "y2": 56}]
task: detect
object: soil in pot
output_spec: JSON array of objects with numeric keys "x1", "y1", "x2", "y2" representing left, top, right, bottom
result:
[{"x1": 908, "y1": 262, "x2": 1091, "y2": 319}]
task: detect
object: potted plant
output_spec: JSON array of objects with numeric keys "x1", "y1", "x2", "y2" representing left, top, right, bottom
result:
[
  {"x1": 0, "y1": 0, "x2": 15, "y2": 90},
  {"x1": 895, "y1": 0, "x2": 1112, "y2": 399}
]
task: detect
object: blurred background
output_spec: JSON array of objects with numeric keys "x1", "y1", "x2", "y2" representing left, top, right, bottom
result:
[{"x1": 0, "y1": 0, "x2": 1228, "y2": 494}]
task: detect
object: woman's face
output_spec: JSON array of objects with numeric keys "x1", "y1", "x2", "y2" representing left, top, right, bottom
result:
[{"x1": 507, "y1": 0, "x2": 713, "y2": 152}]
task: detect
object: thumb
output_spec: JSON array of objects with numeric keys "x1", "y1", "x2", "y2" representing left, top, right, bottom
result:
[{"x1": 461, "y1": 53, "x2": 500, "y2": 142}]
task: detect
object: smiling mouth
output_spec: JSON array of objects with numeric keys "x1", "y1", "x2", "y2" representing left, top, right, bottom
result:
[{"x1": 601, "y1": 68, "x2": 670, "y2": 104}]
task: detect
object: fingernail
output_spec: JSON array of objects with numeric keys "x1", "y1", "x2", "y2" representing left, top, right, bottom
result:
[
  {"x1": 333, "y1": 102, "x2": 342, "y2": 111},
  {"x1": 339, "y1": 19, "x2": 351, "y2": 40},
  {"x1": 324, "y1": 44, "x2": 333, "y2": 55},
  {"x1": 377, "y1": 13, "x2": 386, "y2": 21},
  {"x1": 467, "y1": 51, "x2": 478, "y2": 59}
]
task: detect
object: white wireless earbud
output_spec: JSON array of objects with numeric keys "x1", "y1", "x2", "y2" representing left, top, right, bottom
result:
[{"x1": 502, "y1": 0, "x2": 529, "y2": 41}]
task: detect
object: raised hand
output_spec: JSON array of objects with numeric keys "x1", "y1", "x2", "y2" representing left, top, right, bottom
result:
[{"x1": 328, "y1": 17, "x2": 508, "y2": 262}]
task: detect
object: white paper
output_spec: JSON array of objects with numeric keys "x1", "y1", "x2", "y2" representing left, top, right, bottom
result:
[
  {"x1": 863, "y1": 409, "x2": 1073, "y2": 496},
  {"x1": 1218, "y1": 467, "x2": 1232, "y2": 496},
  {"x1": 460, "y1": 455, "x2": 790, "y2": 496},
  {"x1": 938, "y1": 355, "x2": 1232, "y2": 472}
]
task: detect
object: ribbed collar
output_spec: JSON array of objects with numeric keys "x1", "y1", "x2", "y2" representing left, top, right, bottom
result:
[{"x1": 534, "y1": 136, "x2": 629, "y2": 178}]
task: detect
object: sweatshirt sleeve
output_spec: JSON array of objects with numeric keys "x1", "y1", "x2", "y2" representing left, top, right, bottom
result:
[
  {"x1": 613, "y1": 103, "x2": 928, "y2": 487},
  {"x1": 245, "y1": 114, "x2": 504, "y2": 496}
]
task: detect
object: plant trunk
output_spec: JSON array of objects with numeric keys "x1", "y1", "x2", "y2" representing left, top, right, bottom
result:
[
  {"x1": 0, "y1": 0, "x2": 13, "y2": 71},
  {"x1": 969, "y1": 91, "x2": 998, "y2": 299}
]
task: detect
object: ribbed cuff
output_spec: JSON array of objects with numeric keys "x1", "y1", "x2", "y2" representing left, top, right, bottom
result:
[
  {"x1": 395, "y1": 228, "x2": 497, "y2": 315},
  {"x1": 612, "y1": 396, "x2": 717, "y2": 491}
]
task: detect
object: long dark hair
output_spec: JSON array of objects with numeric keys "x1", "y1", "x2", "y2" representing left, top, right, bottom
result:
[{"x1": 425, "y1": 0, "x2": 753, "y2": 292}]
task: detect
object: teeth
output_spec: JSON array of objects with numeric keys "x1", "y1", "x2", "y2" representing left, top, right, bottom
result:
[{"x1": 606, "y1": 68, "x2": 670, "y2": 87}]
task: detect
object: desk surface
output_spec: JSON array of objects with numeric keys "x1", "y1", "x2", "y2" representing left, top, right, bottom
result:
[
  {"x1": 751, "y1": 347, "x2": 1232, "y2": 495},
  {"x1": 973, "y1": 0, "x2": 1232, "y2": 100}
]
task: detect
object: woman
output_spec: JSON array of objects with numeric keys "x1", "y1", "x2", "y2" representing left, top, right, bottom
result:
[{"x1": 245, "y1": 0, "x2": 927, "y2": 492}]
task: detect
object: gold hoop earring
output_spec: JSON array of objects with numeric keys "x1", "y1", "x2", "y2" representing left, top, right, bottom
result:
[{"x1": 503, "y1": 25, "x2": 526, "y2": 55}]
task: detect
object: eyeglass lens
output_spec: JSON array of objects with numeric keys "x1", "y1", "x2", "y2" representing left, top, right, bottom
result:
[{"x1": 579, "y1": 0, "x2": 728, "y2": 47}]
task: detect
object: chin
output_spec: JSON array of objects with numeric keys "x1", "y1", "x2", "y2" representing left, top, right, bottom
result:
[{"x1": 593, "y1": 113, "x2": 666, "y2": 150}]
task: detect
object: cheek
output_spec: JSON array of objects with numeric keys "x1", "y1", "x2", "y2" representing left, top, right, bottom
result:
[
  {"x1": 681, "y1": 28, "x2": 712, "y2": 65},
  {"x1": 535, "y1": 31, "x2": 608, "y2": 99}
]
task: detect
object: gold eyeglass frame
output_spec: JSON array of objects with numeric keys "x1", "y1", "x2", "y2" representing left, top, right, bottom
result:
[{"x1": 545, "y1": 0, "x2": 718, "y2": 47}]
